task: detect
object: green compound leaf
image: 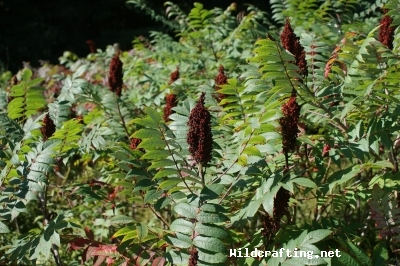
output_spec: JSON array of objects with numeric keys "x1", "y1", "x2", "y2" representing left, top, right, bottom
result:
[
  {"x1": 144, "y1": 189, "x2": 164, "y2": 204},
  {"x1": 193, "y1": 236, "x2": 226, "y2": 253},
  {"x1": 195, "y1": 223, "x2": 229, "y2": 239},
  {"x1": 0, "y1": 221, "x2": 10, "y2": 233},
  {"x1": 173, "y1": 202, "x2": 197, "y2": 219},
  {"x1": 136, "y1": 223, "x2": 149, "y2": 243},
  {"x1": 166, "y1": 234, "x2": 192, "y2": 249},
  {"x1": 170, "y1": 218, "x2": 194, "y2": 234},
  {"x1": 197, "y1": 211, "x2": 229, "y2": 223},
  {"x1": 198, "y1": 249, "x2": 227, "y2": 263},
  {"x1": 8, "y1": 69, "x2": 46, "y2": 120},
  {"x1": 110, "y1": 215, "x2": 135, "y2": 226}
]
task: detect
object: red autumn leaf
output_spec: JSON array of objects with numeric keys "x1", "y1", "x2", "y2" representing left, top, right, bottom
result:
[
  {"x1": 85, "y1": 245, "x2": 100, "y2": 262},
  {"x1": 91, "y1": 244, "x2": 119, "y2": 257},
  {"x1": 322, "y1": 144, "x2": 331, "y2": 157},
  {"x1": 84, "y1": 227, "x2": 94, "y2": 240},
  {"x1": 93, "y1": 255, "x2": 106, "y2": 266},
  {"x1": 106, "y1": 257, "x2": 116, "y2": 266},
  {"x1": 68, "y1": 237, "x2": 93, "y2": 250},
  {"x1": 152, "y1": 257, "x2": 166, "y2": 266}
]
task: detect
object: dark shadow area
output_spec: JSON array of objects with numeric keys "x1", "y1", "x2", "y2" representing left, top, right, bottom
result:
[{"x1": 0, "y1": 0, "x2": 270, "y2": 73}]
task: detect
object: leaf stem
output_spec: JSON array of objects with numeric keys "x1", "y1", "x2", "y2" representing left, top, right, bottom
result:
[
  {"x1": 272, "y1": 37, "x2": 348, "y2": 134},
  {"x1": 211, "y1": 128, "x2": 255, "y2": 185},
  {"x1": 298, "y1": 85, "x2": 348, "y2": 134},
  {"x1": 148, "y1": 204, "x2": 170, "y2": 228},
  {"x1": 218, "y1": 172, "x2": 241, "y2": 204},
  {"x1": 198, "y1": 163, "x2": 205, "y2": 187},
  {"x1": 40, "y1": 180, "x2": 63, "y2": 266},
  {"x1": 159, "y1": 126, "x2": 195, "y2": 195},
  {"x1": 50, "y1": 245, "x2": 63, "y2": 266},
  {"x1": 208, "y1": 29, "x2": 218, "y2": 62},
  {"x1": 115, "y1": 97, "x2": 131, "y2": 140}
]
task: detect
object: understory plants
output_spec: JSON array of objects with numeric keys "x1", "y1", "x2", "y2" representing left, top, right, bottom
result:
[{"x1": 1, "y1": 0, "x2": 400, "y2": 265}]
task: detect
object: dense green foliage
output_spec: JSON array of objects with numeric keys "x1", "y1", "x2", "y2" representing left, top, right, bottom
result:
[{"x1": 1, "y1": 0, "x2": 400, "y2": 265}]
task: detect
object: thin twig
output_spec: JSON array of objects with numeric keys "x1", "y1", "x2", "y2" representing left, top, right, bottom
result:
[
  {"x1": 160, "y1": 126, "x2": 195, "y2": 195},
  {"x1": 304, "y1": 88, "x2": 348, "y2": 133},
  {"x1": 208, "y1": 29, "x2": 218, "y2": 62},
  {"x1": 210, "y1": 158, "x2": 238, "y2": 185},
  {"x1": 390, "y1": 141, "x2": 399, "y2": 172},
  {"x1": 115, "y1": 97, "x2": 131, "y2": 140},
  {"x1": 211, "y1": 129, "x2": 255, "y2": 185},
  {"x1": 198, "y1": 163, "x2": 205, "y2": 187},
  {"x1": 14, "y1": 218, "x2": 20, "y2": 235},
  {"x1": 148, "y1": 204, "x2": 170, "y2": 228},
  {"x1": 321, "y1": 157, "x2": 332, "y2": 184},
  {"x1": 218, "y1": 172, "x2": 241, "y2": 204},
  {"x1": 50, "y1": 244, "x2": 63, "y2": 266},
  {"x1": 40, "y1": 182, "x2": 63, "y2": 266},
  {"x1": 296, "y1": 90, "x2": 348, "y2": 134},
  {"x1": 284, "y1": 150, "x2": 289, "y2": 169},
  {"x1": 54, "y1": 171, "x2": 65, "y2": 179}
]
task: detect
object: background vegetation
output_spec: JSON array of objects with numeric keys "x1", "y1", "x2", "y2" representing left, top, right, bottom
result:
[{"x1": 0, "y1": 0, "x2": 399, "y2": 265}]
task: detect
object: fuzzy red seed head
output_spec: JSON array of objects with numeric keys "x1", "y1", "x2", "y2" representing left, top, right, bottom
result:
[
  {"x1": 214, "y1": 65, "x2": 228, "y2": 102},
  {"x1": 261, "y1": 214, "x2": 277, "y2": 237},
  {"x1": 281, "y1": 19, "x2": 296, "y2": 52},
  {"x1": 168, "y1": 67, "x2": 180, "y2": 85},
  {"x1": 187, "y1": 92, "x2": 213, "y2": 165},
  {"x1": 41, "y1": 114, "x2": 56, "y2": 140},
  {"x1": 280, "y1": 19, "x2": 308, "y2": 77},
  {"x1": 262, "y1": 187, "x2": 290, "y2": 237},
  {"x1": 379, "y1": 10, "x2": 395, "y2": 49},
  {"x1": 215, "y1": 65, "x2": 228, "y2": 86},
  {"x1": 163, "y1": 93, "x2": 178, "y2": 122},
  {"x1": 274, "y1": 187, "x2": 290, "y2": 219},
  {"x1": 108, "y1": 54, "x2": 123, "y2": 97},
  {"x1": 279, "y1": 96, "x2": 301, "y2": 154},
  {"x1": 293, "y1": 39, "x2": 308, "y2": 76},
  {"x1": 129, "y1": 138, "x2": 142, "y2": 150},
  {"x1": 188, "y1": 248, "x2": 199, "y2": 266}
]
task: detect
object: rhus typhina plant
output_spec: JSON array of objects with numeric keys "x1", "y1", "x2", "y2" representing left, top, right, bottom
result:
[{"x1": 1, "y1": 0, "x2": 400, "y2": 265}]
